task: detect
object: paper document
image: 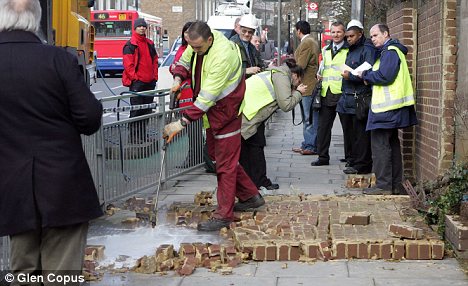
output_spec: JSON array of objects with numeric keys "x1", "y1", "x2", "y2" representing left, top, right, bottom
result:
[
  {"x1": 339, "y1": 62, "x2": 372, "y2": 76},
  {"x1": 351, "y1": 62, "x2": 372, "y2": 76},
  {"x1": 339, "y1": 64, "x2": 353, "y2": 73}
]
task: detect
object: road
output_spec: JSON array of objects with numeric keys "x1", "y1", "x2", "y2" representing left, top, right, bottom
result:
[
  {"x1": 91, "y1": 67, "x2": 173, "y2": 124},
  {"x1": 90, "y1": 75, "x2": 130, "y2": 123}
]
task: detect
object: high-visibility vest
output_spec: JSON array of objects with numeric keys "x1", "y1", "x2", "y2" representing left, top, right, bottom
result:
[
  {"x1": 241, "y1": 70, "x2": 286, "y2": 120},
  {"x1": 321, "y1": 47, "x2": 348, "y2": 97},
  {"x1": 371, "y1": 46, "x2": 415, "y2": 113},
  {"x1": 178, "y1": 30, "x2": 243, "y2": 128}
]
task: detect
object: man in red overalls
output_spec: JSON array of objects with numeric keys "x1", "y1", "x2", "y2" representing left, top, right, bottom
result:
[{"x1": 163, "y1": 21, "x2": 264, "y2": 231}]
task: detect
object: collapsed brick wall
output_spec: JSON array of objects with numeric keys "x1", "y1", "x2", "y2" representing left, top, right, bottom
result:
[{"x1": 387, "y1": 0, "x2": 458, "y2": 182}]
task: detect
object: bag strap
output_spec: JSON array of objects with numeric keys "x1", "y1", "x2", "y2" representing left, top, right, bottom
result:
[{"x1": 292, "y1": 101, "x2": 304, "y2": 126}]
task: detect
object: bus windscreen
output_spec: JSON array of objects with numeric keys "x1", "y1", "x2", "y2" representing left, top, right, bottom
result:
[{"x1": 93, "y1": 21, "x2": 132, "y2": 37}]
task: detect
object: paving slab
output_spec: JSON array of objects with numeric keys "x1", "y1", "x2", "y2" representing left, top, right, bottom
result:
[
  {"x1": 254, "y1": 261, "x2": 348, "y2": 278},
  {"x1": 347, "y1": 259, "x2": 467, "y2": 279},
  {"x1": 277, "y1": 277, "x2": 374, "y2": 286}
]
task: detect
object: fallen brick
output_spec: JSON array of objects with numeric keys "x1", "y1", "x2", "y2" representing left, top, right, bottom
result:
[
  {"x1": 177, "y1": 263, "x2": 195, "y2": 276},
  {"x1": 431, "y1": 240, "x2": 445, "y2": 259},
  {"x1": 388, "y1": 224, "x2": 423, "y2": 239},
  {"x1": 85, "y1": 245, "x2": 105, "y2": 261},
  {"x1": 405, "y1": 241, "x2": 419, "y2": 260},
  {"x1": 393, "y1": 241, "x2": 406, "y2": 260},
  {"x1": 418, "y1": 241, "x2": 431, "y2": 260},
  {"x1": 380, "y1": 241, "x2": 393, "y2": 260},
  {"x1": 369, "y1": 243, "x2": 380, "y2": 260},
  {"x1": 253, "y1": 245, "x2": 266, "y2": 261}
]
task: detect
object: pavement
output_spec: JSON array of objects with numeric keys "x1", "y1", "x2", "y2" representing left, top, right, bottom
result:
[{"x1": 88, "y1": 109, "x2": 468, "y2": 286}]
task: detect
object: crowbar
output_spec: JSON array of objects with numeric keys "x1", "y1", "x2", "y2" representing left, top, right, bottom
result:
[{"x1": 151, "y1": 141, "x2": 168, "y2": 228}]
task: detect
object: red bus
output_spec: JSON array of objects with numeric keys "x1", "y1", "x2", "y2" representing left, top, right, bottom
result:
[{"x1": 91, "y1": 10, "x2": 163, "y2": 75}]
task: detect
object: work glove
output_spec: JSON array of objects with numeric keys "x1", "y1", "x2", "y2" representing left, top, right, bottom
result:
[
  {"x1": 163, "y1": 119, "x2": 185, "y2": 143},
  {"x1": 170, "y1": 77, "x2": 182, "y2": 99}
]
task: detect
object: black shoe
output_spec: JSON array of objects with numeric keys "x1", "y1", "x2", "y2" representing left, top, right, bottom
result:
[
  {"x1": 343, "y1": 167, "x2": 358, "y2": 174},
  {"x1": 234, "y1": 194, "x2": 265, "y2": 212},
  {"x1": 265, "y1": 183, "x2": 279, "y2": 190},
  {"x1": 197, "y1": 218, "x2": 231, "y2": 231},
  {"x1": 345, "y1": 162, "x2": 353, "y2": 167},
  {"x1": 339, "y1": 158, "x2": 347, "y2": 163},
  {"x1": 311, "y1": 160, "x2": 329, "y2": 166}
]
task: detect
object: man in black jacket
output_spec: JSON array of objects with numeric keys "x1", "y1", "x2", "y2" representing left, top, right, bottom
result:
[{"x1": 0, "y1": 0, "x2": 103, "y2": 280}]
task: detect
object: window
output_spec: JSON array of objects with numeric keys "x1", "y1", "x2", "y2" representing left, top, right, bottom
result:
[{"x1": 93, "y1": 21, "x2": 132, "y2": 37}]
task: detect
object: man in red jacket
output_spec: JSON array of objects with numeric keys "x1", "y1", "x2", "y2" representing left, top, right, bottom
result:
[{"x1": 122, "y1": 18, "x2": 158, "y2": 143}]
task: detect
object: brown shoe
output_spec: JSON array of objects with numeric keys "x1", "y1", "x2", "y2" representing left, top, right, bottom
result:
[
  {"x1": 292, "y1": 147, "x2": 303, "y2": 153},
  {"x1": 301, "y1": 149, "x2": 318, "y2": 155}
]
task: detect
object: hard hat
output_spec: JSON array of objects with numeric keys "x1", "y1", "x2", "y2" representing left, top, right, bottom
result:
[
  {"x1": 239, "y1": 14, "x2": 258, "y2": 30},
  {"x1": 347, "y1": 19, "x2": 363, "y2": 30}
]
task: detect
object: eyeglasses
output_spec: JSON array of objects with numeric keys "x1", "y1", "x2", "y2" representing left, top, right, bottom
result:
[{"x1": 241, "y1": 29, "x2": 254, "y2": 35}]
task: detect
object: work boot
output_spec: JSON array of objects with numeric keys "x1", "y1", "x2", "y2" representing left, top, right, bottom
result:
[
  {"x1": 234, "y1": 194, "x2": 265, "y2": 212},
  {"x1": 197, "y1": 217, "x2": 231, "y2": 231},
  {"x1": 363, "y1": 187, "x2": 392, "y2": 195}
]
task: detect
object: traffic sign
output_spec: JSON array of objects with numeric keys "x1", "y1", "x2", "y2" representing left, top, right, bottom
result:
[{"x1": 308, "y1": 2, "x2": 318, "y2": 11}]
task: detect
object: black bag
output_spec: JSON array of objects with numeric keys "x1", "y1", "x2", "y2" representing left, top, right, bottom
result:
[
  {"x1": 312, "y1": 81, "x2": 322, "y2": 110},
  {"x1": 355, "y1": 93, "x2": 372, "y2": 120}
]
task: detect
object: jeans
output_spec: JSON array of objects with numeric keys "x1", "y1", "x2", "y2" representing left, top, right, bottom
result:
[{"x1": 301, "y1": 96, "x2": 318, "y2": 152}]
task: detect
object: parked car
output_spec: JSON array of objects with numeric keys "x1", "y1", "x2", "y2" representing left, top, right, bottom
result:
[{"x1": 157, "y1": 50, "x2": 177, "y2": 90}]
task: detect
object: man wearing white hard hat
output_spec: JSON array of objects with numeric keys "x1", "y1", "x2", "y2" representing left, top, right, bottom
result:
[
  {"x1": 230, "y1": 14, "x2": 264, "y2": 78},
  {"x1": 338, "y1": 19, "x2": 376, "y2": 176}
]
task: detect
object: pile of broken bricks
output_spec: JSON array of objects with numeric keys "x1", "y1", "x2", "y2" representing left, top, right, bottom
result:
[{"x1": 83, "y1": 194, "x2": 446, "y2": 277}]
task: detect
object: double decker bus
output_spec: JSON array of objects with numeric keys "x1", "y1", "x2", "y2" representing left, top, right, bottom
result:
[{"x1": 91, "y1": 10, "x2": 163, "y2": 75}]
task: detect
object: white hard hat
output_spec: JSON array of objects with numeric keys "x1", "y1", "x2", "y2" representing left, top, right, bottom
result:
[
  {"x1": 347, "y1": 19, "x2": 363, "y2": 30},
  {"x1": 239, "y1": 14, "x2": 258, "y2": 30}
]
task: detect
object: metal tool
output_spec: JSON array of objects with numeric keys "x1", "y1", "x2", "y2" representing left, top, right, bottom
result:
[
  {"x1": 151, "y1": 141, "x2": 168, "y2": 228},
  {"x1": 169, "y1": 82, "x2": 189, "y2": 110}
]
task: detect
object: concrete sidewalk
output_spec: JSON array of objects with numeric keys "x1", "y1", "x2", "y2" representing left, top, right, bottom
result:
[{"x1": 89, "y1": 110, "x2": 467, "y2": 286}]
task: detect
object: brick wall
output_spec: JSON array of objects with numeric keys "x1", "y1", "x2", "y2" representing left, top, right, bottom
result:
[
  {"x1": 142, "y1": 0, "x2": 197, "y2": 48},
  {"x1": 386, "y1": 0, "x2": 458, "y2": 182},
  {"x1": 387, "y1": 2, "x2": 418, "y2": 181}
]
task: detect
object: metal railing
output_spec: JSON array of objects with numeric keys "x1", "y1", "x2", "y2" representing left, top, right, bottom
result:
[{"x1": 1, "y1": 88, "x2": 206, "y2": 270}]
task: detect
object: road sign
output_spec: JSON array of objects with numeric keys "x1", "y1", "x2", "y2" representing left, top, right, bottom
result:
[
  {"x1": 308, "y1": 2, "x2": 318, "y2": 11},
  {"x1": 308, "y1": 11, "x2": 318, "y2": 19}
]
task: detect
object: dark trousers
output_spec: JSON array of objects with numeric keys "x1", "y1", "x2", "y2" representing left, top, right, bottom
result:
[
  {"x1": 317, "y1": 104, "x2": 337, "y2": 162},
  {"x1": 338, "y1": 113, "x2": 356, "y2": 164},
  {"x1": 10, "y1": 223, "x2": 88, "y2": 286},
  {"x1": 371, "y1": 128, "x2": 403, "y2": 191},
  {"x1": 239, "y1": 122, "x2": 272, "y2": 188},
  {"x1": 352, "y1": 117, "x2": 372, "y2": 173},
  {"x1": 128, "y1": 80, "x2": 156, "y2": 143}
]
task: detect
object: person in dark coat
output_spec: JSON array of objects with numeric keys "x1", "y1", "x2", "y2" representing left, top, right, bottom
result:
[
  {"x1": 359, "y1": 24, "x2": 418, "y2": 195},
  {"x1": 339, "y1": 20, "x2": 377, "y2": 175},
  {"x1": 0, "y1": 0, "x2": 103, "y2": 279}
]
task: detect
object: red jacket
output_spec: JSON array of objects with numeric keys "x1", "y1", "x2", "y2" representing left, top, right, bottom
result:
[
  {"x1": 170, "y1": 45, "x2": 193, "y2": 108},
  {"x1": 122, "y1": 33, "x2": 158, "y2": 87}
]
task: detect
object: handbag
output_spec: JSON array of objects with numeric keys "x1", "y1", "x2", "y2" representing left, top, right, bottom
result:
[
  {"x1": 355, "y1": 92, "x2": 372, "y2": 120},
  {"x1": 311, "y1": 80, "x2": 322, "y2": 110}
]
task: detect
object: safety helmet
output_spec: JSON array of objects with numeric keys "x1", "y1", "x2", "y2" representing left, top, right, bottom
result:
[
  {"x1": 239, "y1": 14, "x2": 258, "y2": 30},
  {"x1": 347, "y1": 19, "x2": 363, "y2": 30}
]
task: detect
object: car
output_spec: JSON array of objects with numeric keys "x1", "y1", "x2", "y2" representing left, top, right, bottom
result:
[{"x1": 157, "y1": 49, "x2": 177, "y2": 90}]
